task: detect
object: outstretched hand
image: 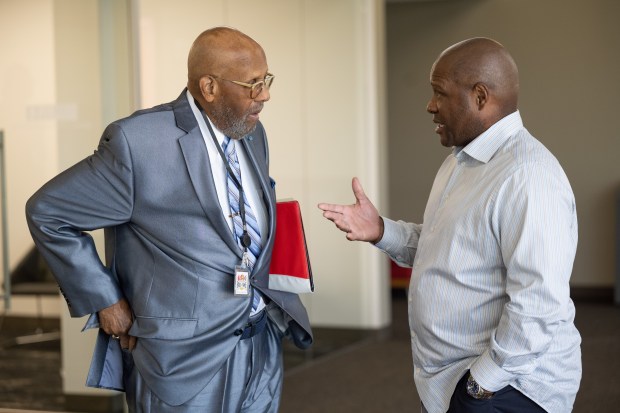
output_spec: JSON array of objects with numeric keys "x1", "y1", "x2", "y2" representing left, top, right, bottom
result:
[{"x1": 318, "y1": 177, "x2": 384, "y2": 242}]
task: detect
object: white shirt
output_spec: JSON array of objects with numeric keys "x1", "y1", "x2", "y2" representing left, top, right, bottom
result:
[
  {"x1": 376, "y1": 111, "x2": 581, "y2": 412},
  {"x1": 187, "y1": 91, "x2": 267, "y2": 313}
]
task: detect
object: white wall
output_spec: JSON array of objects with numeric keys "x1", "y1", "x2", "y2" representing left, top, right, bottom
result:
[{"x1": 0, "y1": 0, "x2": 61, "y2": 315}]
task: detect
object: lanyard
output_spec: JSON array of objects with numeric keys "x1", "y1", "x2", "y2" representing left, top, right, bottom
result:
[{"x1": 196, "y1": 101, "x2": 252, "y2": 250}]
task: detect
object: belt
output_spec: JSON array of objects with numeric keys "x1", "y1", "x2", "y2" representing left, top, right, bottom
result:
[{"x1": 234, "y1": 310, "x2": 267, "y2": 340}]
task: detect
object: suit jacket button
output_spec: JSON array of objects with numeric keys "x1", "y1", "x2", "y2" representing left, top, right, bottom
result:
[{"x1": 234, "y1": 329, "x2": 243, "y2": 336}]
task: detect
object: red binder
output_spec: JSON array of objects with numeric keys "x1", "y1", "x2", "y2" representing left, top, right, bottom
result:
[{"x1": 268, "y1": 200, "x2": 314, "y2": 294}]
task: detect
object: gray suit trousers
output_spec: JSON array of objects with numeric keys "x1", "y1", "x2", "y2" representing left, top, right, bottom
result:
[{"x1": 124, "y1": 318, "x2": 284, "y2": 412}]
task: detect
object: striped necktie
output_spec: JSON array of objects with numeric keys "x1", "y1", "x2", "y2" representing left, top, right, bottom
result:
[{"x1": 222, "y1": 137, "x2": 264, "y2": 314}]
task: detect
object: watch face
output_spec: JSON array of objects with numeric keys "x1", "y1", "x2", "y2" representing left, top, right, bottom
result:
[
  {"x1": 466, "y1": 375, "x2": 479, "y2": 395},
  {"x1": 466, "y1": 374, "x2": 493, "y2": 400}
]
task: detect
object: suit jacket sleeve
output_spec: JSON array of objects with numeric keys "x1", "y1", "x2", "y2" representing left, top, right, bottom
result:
[{"x1": 25, "y1": 123, "x2": 134, "y2": 317}]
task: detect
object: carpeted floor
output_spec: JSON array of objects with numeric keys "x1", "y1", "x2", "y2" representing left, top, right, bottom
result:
[{"x1": 1, "y1": 291, "x2": 619, "y2": 413}]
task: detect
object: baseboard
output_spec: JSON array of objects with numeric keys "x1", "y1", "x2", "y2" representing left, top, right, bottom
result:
[
  {"x1": 65, "y1": 393, "x2": 125, "y2": 413},
  {"x1": 0, "y1": 314, "x2": 60, "y2": 332},
  {"x1": 570, "y1": 286, "x2": 614, "y2": 303}
]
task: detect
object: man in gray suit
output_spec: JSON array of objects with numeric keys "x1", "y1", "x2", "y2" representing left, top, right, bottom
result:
[{"x1": 26, "y1": 27, "x2": 312, "y2": 412}]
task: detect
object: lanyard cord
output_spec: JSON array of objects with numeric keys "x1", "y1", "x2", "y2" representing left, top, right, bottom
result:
[{"x1": 196, "y1": 100, "x2": 252, "y2": 250}]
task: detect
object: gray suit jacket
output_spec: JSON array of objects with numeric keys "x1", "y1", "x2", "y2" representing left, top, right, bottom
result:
[{"x1": 26, "y1": 89, "x2": 313, "y2": 406}]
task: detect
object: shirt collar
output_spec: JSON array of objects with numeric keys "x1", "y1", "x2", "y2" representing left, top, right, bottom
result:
[
  {"x1": 187, "y1": 89, "x2": 227, "y2": 147},
  {"x1": 454, "y1": 110, "x2": 523, "y2": 164}
]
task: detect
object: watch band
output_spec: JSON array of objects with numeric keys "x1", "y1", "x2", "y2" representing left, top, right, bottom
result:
[{"x1": 466, "y1": 373, "x2": 495, "y2": 400}]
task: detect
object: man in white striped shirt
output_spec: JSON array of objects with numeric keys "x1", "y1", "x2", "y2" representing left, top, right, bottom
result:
[{"x1": 319, "y1": 38, "x2": 581, "y2": 413}]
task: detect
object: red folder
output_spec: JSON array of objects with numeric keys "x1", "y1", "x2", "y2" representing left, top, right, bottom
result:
[{"x1": 269, "y1": 200, "x2": 314, "y2": 294}]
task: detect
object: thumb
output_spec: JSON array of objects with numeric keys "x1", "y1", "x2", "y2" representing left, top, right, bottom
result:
[{"x1": 352, "y1": 177, "x2": 368, "y2": 203}]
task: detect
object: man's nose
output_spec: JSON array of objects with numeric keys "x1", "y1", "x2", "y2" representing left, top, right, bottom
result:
[
  {"x1": 255, "y1": 86, "x2": 270, "y2": 102},
  {"x1": 426, "y1": 99, "x2": 436, "y2": 113}
]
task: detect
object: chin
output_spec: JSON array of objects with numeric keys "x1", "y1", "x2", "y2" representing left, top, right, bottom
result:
[
  {"x1": 439, "y1": 136, "x2": 452, "y2": 148},
  {"x1": 245, "y1": 122, "x2": 258, "y2": 135}
]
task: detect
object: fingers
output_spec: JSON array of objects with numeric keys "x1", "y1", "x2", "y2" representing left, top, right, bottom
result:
[
  {"x1": 120, "y1": 335, "x2": 129, "y2": 349},
  {"x1": 351, "y1": 177, "x2": 368, "y2": 203},
  {"x1": 320, "y1": 209, "x2": 350, "y2": 233},
  {"x1": 119, "y1": 335, "x2": 138, "y2": 351},
  {"x1": 111, "y1": 333, "x2": 137, "y2": 351},
  {"x1": 318, "y1": 204, "x2": 349, "y2": 234},
  {"x1": 318, "y1": 177, "x2": 378, "y2": 242},
  {"x1": 317, "y1": 202, "x2": 344, "y2": 214},
  {"x1": 319, "y1": 178, "x2": 368, "y2": 210},
  {"x1": 318, "y1": 177, "x2": 366, "y2": 212},
  {"x1": 128, "y1": 335, "x2": 138, "y2": 350},
  {"x1": 99, "y1": 298, "x2": 134, "y2": 345},
  {"x1": 321, "y1": 209, "x2": 340, "y2": 222}
]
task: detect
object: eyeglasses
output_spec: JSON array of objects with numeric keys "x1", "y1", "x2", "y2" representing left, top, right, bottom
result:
[{"x1": 212, "y1": 73, "x2": 274, "y2": 99}]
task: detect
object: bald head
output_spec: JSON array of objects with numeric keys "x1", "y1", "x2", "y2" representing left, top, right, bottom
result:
[
  {"x1": 434, "y1": 37, "x2": 519, "y2": 117},
  {"x1": 187, "y1": 27, "x2": 265, "y2": 97},
  {"x1": 426, "y1": 38, "x2": 520, "y2": 147}
]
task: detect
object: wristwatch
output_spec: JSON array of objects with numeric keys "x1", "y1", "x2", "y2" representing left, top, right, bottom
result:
[{"x1": 466, "y1": 373, "x2": 495, "y2": 400}]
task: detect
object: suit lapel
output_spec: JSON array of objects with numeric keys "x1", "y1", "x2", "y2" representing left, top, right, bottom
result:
[{"x1": 174, "y1": 91, "x2": 241, "y2": 257}]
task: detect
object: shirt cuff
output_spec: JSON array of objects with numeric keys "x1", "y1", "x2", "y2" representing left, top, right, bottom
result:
[
  {"x1": 374, "y1": 217, "x2": 406, "y2": 252},
  {"x1": 470, "y1": 349, "x2": 516, "y2": 392}
]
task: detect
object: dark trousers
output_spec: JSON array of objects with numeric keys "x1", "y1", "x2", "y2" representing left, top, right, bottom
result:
[{"x1": 447, "y1": 372, "x2": 546, "y2": 413}]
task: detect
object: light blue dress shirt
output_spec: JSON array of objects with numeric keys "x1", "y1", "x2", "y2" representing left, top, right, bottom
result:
[{"x1": 376, "y1": 111, "x2": 581, "y2": 412}]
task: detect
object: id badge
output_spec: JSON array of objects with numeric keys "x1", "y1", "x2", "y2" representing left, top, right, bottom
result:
[{"x1": 234, "y1": 265, "x2": 250, "y2": 296}]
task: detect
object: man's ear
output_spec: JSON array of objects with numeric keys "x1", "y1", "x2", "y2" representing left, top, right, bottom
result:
[
  {"x1": 200, "y1": 76, "x2": 216, "y2": 103},
  {"x1": 473, "y1": 82, "x2": 489, "y2": 109}
]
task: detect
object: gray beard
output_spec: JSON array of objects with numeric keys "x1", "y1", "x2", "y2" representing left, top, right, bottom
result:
[{"x1": 211, "y1": 103, "x2": 256, "y2": 140}]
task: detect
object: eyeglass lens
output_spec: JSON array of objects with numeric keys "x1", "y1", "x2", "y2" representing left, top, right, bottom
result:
[{"x1": 251, "y1": 76, "x2": 274, "y2": 99}]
